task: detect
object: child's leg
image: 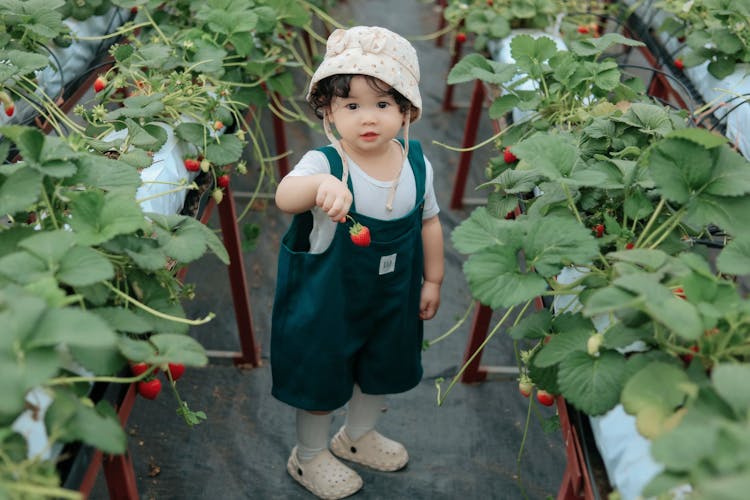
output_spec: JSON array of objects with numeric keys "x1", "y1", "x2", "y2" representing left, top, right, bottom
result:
[
  {"x1": 296, "y1": 410, "x2": 332, "y2": 462},
  {"x1": 343, "y1": 384, "x2": 385, "y2": 440},
  {"x1": 288, "y1": 409, "x2": 363, "y2": 499},
  {"x1": 331, "y1": 386, "x2": 408, "y2": 472}
]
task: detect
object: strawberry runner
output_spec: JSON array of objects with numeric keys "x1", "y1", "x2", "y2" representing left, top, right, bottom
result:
[{"x1": 271, "y1": 139, "x2": 427, "y2": 411}]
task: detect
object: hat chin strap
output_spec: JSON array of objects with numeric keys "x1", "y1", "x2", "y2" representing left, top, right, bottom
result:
[{"x1": 323, "y1": 112, "x2": 410, "y2": 212}]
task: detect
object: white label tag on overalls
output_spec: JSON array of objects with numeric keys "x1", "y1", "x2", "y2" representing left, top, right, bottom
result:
[{"x1": 379, "y1": 253, "x2": 397, "y2": 275}]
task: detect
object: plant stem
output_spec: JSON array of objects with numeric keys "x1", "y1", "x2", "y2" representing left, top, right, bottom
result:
[
  {"x1": 515, "y1": 393, "x2": 534, "y2": 495},
  {"x1": 438, "y1": 305, "x2": 517, "y2": 405},
  {"x1": 643, "y1": 208, "x2": 686, "y2": 249},
  {"x1": 635, "y1": 197, "x2": 665, "y2": 247},
  {"x1": 103, "y1": 281, "x2": 216, "y2": 325},
  {"x1": 426, "y1": 300, "x2": 474, "y2": 348},
  {"x1": 0, "y1": 481, "x2": 82, "y2": 499},
  {"x1": 561, "y1": 183, "x2": 583, "y2": 224}
]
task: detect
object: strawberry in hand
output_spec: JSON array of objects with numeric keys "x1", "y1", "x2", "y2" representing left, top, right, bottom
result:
[
  {"x1": 350, "y1": 222, "x2": 371, "y2": 247},
  {"x1": 346, "y1": 215, "x2": 371, "y2": 247}
]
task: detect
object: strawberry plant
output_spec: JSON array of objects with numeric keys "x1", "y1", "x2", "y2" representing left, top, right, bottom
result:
[
  {"x1": 442, "y1": 17, "x2": 750, "y2": 495},
  {"x1": 655, "y1": 0, "x2": 750, "y2": 79}
]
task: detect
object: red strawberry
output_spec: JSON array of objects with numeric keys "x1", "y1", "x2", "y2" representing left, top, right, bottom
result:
[
  {"x1": 577, "y1": 25, "x2": 590, "y2": 34},
  {"x1": 4, "y1": 103, "x2": 14, "y2": 117},
  {"x1": 213, "y1": 120, "x2": 224, "y2": 131},
  {"x1": 503, "y1": 147, "x2": 517, "y2": 163},
  {"x1": 184, "y1": 158, "x2": 201, "y2": 171},
  {"x1": 594, "y1": 224, "x2": 604, "y2": 238},
  {"x1": 349, "y1": 222, "x2": 371, "y2": 247},
  {"x1": 130, "y1": 362, "x2": 150, "y2": 377},
  {"x1": 504, "y1": 210, "x2": 516, "y2": 220},
  {"x1": 674, "y1": 58, "x2": 684, "y2": 71},
  {"x1": 625, "y1": 242, "x2": 635, "y2": 249},
  {"x1": 93, "y1": 76, "x2": 107, "y2": 93},
  {"x1": 536, "y1": 389, "x2": 555, "y2": 407},
  {"x1": 681, "y1": 345, "x2": 699, "y2": 364},
  {"x1": 456, "y1": 32, "x2": 467, "y2": 44},
  {"x1": 487, "y1": 0, "x2": 493, "y2": 5},
  {"x1": 217, "y1": 174, "x2": 230, "y2": 188},
  {"x1": 673, "y1": 287, "x2": 686, "y2": 300},
  {"x1": 137, "y1": 379, "x2": 162, "y2": 400},
  {"x1": 166, "y1": 363, "x2": 185, "y2": 381}
]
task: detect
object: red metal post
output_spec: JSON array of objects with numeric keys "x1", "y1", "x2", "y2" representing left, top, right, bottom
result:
[
  {"x1": 460, "y1": 303, "x2": 493, "y2": 383},
  {"x1": 217, "y1": 185, "x2": 262, "y2": 367},
  {"x1": 271, "y1": 93, "x2": 290, "y2": 178},
  {"x1": 442, "y1": 36, "x2": 464, "y2": 111},
  {"x1": 450, "y1": 79, "x2": 486, "y2": 209}
]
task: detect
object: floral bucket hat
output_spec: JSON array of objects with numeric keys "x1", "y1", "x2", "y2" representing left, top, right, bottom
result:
[{"x1": 307, "y1": 26, "x2": 422, "y2": 122}]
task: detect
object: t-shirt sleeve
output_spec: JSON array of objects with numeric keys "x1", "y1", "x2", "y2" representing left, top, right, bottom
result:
[
  {"x1": 422, "y1": 154, "x2": 440, "y2": 219},
  {"x1": 285, "y1": 150, "x2": 330, "y2": 177}
]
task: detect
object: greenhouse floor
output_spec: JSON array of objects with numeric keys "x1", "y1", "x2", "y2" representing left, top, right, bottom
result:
[{"x1": 91, "y1": 1, "x2": 567, "y2": 498}]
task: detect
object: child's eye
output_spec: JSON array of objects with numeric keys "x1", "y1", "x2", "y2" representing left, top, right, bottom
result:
[
  {"x1": 346, "y1": 103, "x2": 359, "y2": 110},
  {"x1": 377, "y1": 102, "x2": 390, "y2": 109}
]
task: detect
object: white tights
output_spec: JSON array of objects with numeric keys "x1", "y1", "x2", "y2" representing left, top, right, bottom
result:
[{"x1": 295, "y1": 385, "x2": 385, "y2": 462}]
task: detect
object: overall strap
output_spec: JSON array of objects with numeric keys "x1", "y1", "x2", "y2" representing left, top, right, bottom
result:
[
  {"x1": 318, "y1": 140, "x2": 427, "y2": 209},
  {"x1": 402, "y1": 139, "x2": 426, "y2": 205}
]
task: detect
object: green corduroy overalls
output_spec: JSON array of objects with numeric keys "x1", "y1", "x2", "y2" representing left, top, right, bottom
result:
[{"x1": 271, "y1": 139, "x2": 426, "y2": 411}]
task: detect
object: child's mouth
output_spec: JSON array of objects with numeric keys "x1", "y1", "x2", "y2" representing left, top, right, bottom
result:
[{"x1": 361, "y1": 132, "x2": 378, "y2": 141}]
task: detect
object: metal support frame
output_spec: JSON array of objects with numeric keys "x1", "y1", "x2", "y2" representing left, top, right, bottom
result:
[{"x1": 77, "y1": 384, "x2": 139, "y2": 500}]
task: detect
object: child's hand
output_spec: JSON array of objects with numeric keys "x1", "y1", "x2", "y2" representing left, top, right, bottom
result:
[
  {"x1": 419, "y1": 281, "x2": 441, "y2": 320},
  {"x1": 316, "y1": 175, "x2": 353, "y2": 222}
]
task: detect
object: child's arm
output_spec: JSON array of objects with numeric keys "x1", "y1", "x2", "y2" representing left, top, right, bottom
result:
[
  {"x1": 275, "y1": 173, "x2": 353, "y2": 222},
  {"x1": 419, "y1": 215, "x2": 444, "y2": 320}
]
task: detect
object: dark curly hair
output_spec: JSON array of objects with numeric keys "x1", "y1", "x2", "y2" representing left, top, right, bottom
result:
[{"x1": 308, "y1": 74, "x2": 415, "y2": 121}]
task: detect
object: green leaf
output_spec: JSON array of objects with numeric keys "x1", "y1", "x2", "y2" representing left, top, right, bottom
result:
[
  {"x1": 463, "y1": 247, "x2": 548, "y2": 309},
  {"x1": 712, "y1": 364, "x2": 750, "y2": 416},
  {"x1": 558, "y1": 350, "x2": 627, "y2": 415},
  {"x1": 120, "y1": 333, "x2": 208, "y2": 366},
  {"x1": 606, "y1": 248, "x2": 669, "y2": 270},
  {"x1": 205, "y1": 134, "x2": 244, "y2": 166},
  {"x1": 30, "y1": 308, "x2": 118, "y2": 349},
  {"x1": 0, "y1": 252, "x2": 49, "y2": 285},
  {"x1": 488, "y1": 94, "x2": 520, "y2": 119},
  {"x1": 508, "y1": 309, "x2": 551, "y2": 340},
  {"x1": 67, "y1": 155, "x2": 140, "y2": 194},
  {"x1": 511, "y1": 133, "x2": 579, "y2": 180},
  {"x1": 451, "y1": 207, "x2": 522, "y2": 254},
  {"x1": 18, "y1": 229, "x2": 75, "y2": 265},
  {"x1": 447, "y1": 53, "x2": 516, "y2": 85},
  {"x1": 510, "y1": 34, "x2": 560, "y2": 77},
  {"x1": 666, "y1": 128, "x2": 727, "y2": 149},
  {"x1": 117, "y1": 149, "x2": 153, "y2": 170},
  {"x1": 92, "y1": 307, "x2": 154, "y2": 334},
  {"x1": 150, "y1": 214, "x2": 229, "y2": 264},
  {"x1": 57, "y1": 246, "x2": 115, "y2": 286},
  {"x1": 0, "y1": 349, "x2": 59, "y2": 421},
  {"x1": 68, "y1": 191, "x2": 148, "y2": 246},
  {"x1": 621, "y1": 362, "x2": 693, "y2": 439},
  {"x1": 534, "y1": 328, "x2": 590, "y2": 367},
  {"x1": 46, "y1": 392, "x2": 126, "y2": 454},
  {"x1": 648, "y1": 137, "x2": 713, "y2": 204},
  {"x1": 0, "y1": 166, "x2": 43, "y2": 214},
  {"x1": 523, "y1": 217, "x2": 600, "y2": 277},
  {"x1": 175, "y1": 122, "x2": 208, "y2": 145},
  {"x1": 717, "y1": 234, "x2": 750, "y2": 274},
  {"x1": 649, "y1": 418, "x2": 718, "y2": 471},
  {"x1": 569, "y1": 33, "x2": 644, "y2": 57}
]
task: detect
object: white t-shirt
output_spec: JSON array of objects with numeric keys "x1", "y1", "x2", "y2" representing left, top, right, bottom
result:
[{"x1": 285, "y1": 144, "x2": 440, "y2": 253}]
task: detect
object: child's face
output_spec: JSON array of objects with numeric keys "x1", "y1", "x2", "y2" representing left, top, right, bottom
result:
[{"x1": 328, "y1": 76, "x2": 405, "y2": 154}]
